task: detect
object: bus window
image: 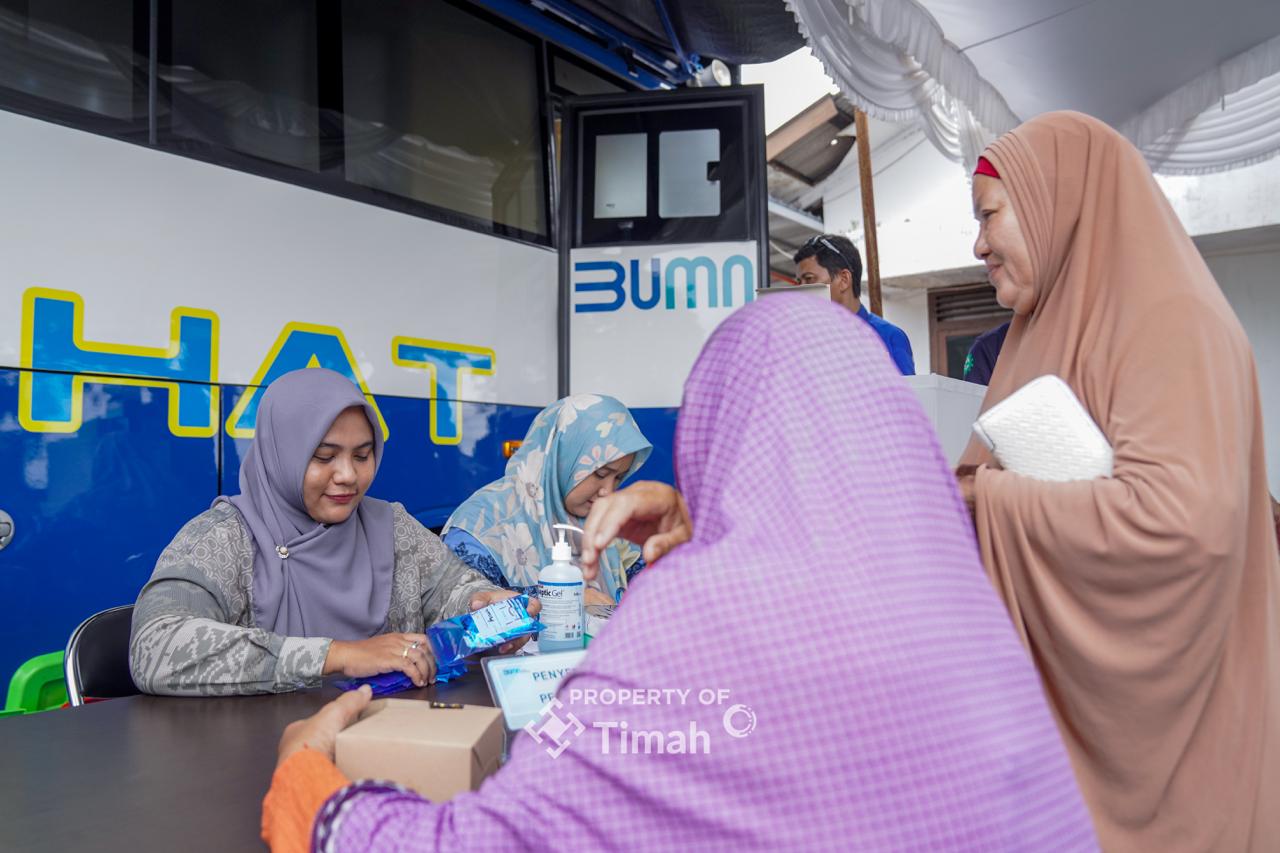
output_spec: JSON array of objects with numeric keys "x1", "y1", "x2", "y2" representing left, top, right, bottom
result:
[
  {"x1": 0, "y1": 0, "x2": 147, "y2": 126},
  {"x1": 2, "y1": 0, "x2": 568, "y2": 246},
  {"x1": 658, "y1": 129, "x2": 721, "y2": 218},
  {"x1": 576, "y1": 102, "x2": 750, "y2": 246},
  {"x1": 594, "y1": 133, "x2": 648, "y2": 219},
  {"x1": 341, "y1": 0, "x2": 547, "y2": 240},
  {"x1": 154, "y1": 0, "x2": 548, "y2": 242},
  {"x1": 163, "y1": 0, "x2": 324, "y2": 172}
]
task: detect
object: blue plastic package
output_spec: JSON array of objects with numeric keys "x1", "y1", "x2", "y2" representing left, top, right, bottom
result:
[
  {"x1": 333, "y1": 671, "x2": 414, "y2": 696},
  {"x1": 428, "y1": 594, "x2": 543, "y2": 671},
  {"x1": 334, "y1": 661, "x2": 467, "y2": 696}
]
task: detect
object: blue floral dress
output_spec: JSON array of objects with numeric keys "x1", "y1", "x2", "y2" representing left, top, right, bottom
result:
[{"x1": 441, "y1": 394, "x2": 652, "y2": 602}]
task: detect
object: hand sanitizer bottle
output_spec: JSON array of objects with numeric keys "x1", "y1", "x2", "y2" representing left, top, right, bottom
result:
[{"x1": 538, "y1": 526, "x2": 584, "y2": 652}]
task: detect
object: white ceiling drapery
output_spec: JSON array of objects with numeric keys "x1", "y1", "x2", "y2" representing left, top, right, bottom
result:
[{"x1": 787, "y1": 0, "x2": 1280, "y2": 174}]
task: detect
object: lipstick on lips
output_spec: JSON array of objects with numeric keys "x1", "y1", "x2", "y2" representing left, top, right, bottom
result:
[{"x1": 326, "y1": 493, "x2": 356, "y2": 505}]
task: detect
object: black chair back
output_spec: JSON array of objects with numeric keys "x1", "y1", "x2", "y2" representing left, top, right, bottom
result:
[{"x1": 64, "y1": 605, "x2": 139, "y2": 706}]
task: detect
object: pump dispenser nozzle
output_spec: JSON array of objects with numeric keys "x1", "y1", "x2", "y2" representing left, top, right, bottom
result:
[
  {"x1": 550, "y1": 523, "x2": 582, "y2": 563},
  {"x1": 551, "y1": 526, "x2": 573, "y2": 562}
]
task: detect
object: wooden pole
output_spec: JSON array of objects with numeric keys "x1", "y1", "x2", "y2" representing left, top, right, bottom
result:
[{"x1": 854, "y1": 109, "x2": 882, "y2": 317}]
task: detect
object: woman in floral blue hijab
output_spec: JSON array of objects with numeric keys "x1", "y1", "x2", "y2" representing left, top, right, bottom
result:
[{"x1": 442, "y1": 395, "x2": 651, "y2": 603}]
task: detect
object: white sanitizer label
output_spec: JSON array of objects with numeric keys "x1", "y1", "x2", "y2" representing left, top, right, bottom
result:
[
  {"x1": 472, "y1": 598, "x2": 527, "y2": 637},
  {"x1": 538, "y1": 582, "x2": 583, "y2": 641}
]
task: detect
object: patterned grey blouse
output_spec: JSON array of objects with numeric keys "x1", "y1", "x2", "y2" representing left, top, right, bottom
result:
[{"x1": 130, "y1": 501, "x2": 498, "y2": 696}]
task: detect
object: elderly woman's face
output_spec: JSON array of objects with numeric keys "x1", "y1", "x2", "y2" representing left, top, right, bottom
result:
[
  {"x1": 972, "y1": 175, "x2": 1036, "y2": 315},
  {"x1": 563, "y1": 453, "x2": 635, "y2": 519},
  {"x1": 303, "y1": 406, "x2": 376, "y2": 524}
]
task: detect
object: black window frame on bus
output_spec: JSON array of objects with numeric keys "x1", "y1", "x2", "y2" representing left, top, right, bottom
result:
[
  {"x1": 0, "y1": 0, "x2": 641, "y2": 250},
  {"x1": 541, "y1": 46, "x2": 647, "y2": 249},
  {"x1": 560, "y1": 86, "x2": 768, "y2": 252}
]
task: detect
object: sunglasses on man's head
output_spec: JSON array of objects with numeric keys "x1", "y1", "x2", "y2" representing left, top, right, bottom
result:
[{"x1": 804, "y1": 236, "x2": 855, "y2": 273}]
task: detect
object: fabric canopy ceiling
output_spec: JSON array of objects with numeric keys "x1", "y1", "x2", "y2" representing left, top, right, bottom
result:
[{"x1": 787, "y1": 0, "x2": 1280, "y2": 174}]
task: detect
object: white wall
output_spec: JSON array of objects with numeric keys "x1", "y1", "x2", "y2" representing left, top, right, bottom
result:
[
  {"x1": 821, "y1": 130, "x2": 980, "y2": 280},
  {"x1": 1159, "y1": 160, "x2": 1280, "y2": 238},
  {"x1": 823, "y1": 133, "x2": 1280, "y2": 285},
  {"x1": 879, "y1": 287, "x2": 931, "y2": 373},
  {"x1": 1205, "y1": 248, "x2": 1280, "y2": 494}
]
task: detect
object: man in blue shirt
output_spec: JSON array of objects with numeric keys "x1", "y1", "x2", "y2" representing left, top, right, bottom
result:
[
  {"x1": 793, "y1": 234, "x2": 915, "y2": 374},
  {"x1": 962, "y1": 320, "x2": 1010, "y2": 385}
]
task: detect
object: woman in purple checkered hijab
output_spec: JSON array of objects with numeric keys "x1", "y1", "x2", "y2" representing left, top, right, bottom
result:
[{"x1": 264, "y1": 297, "x2": 1096, "y2": 851}]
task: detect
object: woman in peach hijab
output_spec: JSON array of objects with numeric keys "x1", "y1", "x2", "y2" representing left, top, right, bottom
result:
[{"x1": 956, "y1": 111, "x2": 1280, "y2": 851}]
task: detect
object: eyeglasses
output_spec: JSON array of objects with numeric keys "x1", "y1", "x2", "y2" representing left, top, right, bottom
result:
[{"x1": 803, "y1": 236, "x2": 856, "y2": 274}]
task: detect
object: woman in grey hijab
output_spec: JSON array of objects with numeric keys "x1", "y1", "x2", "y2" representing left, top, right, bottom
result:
[{"x1": 130, "y1": 368, "x2": 528, "y2": 696}]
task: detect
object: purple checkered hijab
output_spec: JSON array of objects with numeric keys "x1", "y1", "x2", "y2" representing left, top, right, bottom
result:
[{"x1": 313, "y1": 298, "x2": 1097, "y2": 851}]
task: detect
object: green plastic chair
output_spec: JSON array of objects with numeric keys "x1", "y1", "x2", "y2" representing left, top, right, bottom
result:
[{"x1": 4, "y1": 651, "x2": 68, "y2": 715}]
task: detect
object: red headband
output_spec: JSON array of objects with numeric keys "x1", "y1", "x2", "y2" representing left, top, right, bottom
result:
[{"x1": 974, "y1": 156, "x2": 1000, "y2": 179}]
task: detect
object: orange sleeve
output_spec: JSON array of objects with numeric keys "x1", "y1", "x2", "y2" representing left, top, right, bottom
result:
[{"x1": 261, "y1": 748, "x2": 352, "y2": 853}]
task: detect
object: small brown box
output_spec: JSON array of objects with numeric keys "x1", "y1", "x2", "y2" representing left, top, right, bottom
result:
[{"x1": 335, "y1": 699, "x2": 504, "y2": 802}]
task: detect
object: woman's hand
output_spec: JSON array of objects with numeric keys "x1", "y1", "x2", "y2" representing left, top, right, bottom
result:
[
  {"x1": 323, "y1": 632, "x2": 434, "y2": 687},
  {"x1": 580, "y1": 481, "x2": 692, "y2": 579},
  {"x1": 468, "y1": 590, "x2": 541, "y2": 654},
  {"x1": 955, "y1": 464, "x2": 978, "y2": 519},
  {"x1": 277, "y1": 684, "x2": 372, "y2": 767},
  {"x1": 584, "y1": 587, "x2": 615, "y2": 607}
]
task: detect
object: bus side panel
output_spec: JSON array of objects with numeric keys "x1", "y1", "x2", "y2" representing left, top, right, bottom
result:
[
  {"x1": 629, "y1": 407, "x2": 678, "y2": 487},
  {"x1": 0, "y1": 369, "x2": 219, "y2": 688},
  {"x1": 220, "y1": 386, "x2": 539, "y2": 530},
  {"x1": 371, "y1": 396, "x2": 541, "y2": 528},
  {"x1": 0, "y1": 109, "x2": 558, "y2": 410}
]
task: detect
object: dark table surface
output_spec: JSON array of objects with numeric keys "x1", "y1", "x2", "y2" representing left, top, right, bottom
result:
[{"x1": 0, "y1": 673, "x2": 496, "y2": 852}]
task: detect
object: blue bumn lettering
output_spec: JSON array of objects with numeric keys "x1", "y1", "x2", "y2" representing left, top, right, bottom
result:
[
  {"x1": 573, "y1": 261, "x2": 626, "y2": 313},
  {"x1": 722, "y1": 255, "x2": 755, "y2": 307},
  {"x1": 664, "y1": 256, "x2": 718, "y2": 309},
  {"x1": 571, "y1": 251, "x2": 757, "y2": 313},
  {"x1": 630, "y1": 258, "x2": 661, "y2": 310}
]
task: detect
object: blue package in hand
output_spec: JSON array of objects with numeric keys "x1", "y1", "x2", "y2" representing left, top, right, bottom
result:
[
  {"x1": 335, "y1": 660, "x2": 468, "y2": 696},
  {"x1": 334, "y1": 671, "x2": 416, "y2": 696},
  {"x1": 428, "y1": 594, "x2": 542, "y2": 671}
]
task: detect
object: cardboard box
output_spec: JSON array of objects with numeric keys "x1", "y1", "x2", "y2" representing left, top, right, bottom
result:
[{"x1": 335, "y1": 699, "x2": 504, "y2": 801}]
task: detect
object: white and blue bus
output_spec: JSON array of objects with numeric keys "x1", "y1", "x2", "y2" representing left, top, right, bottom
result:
[{"x1": 0, "y1": 0, "x2": 797, "y2": 684}]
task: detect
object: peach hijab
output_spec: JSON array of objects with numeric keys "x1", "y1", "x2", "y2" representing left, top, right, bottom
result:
[{"x1": 959, "y1": 111, "x2": 1280, "y2": 851}]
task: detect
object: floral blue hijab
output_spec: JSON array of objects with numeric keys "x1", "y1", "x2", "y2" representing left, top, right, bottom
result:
[{"x1": 444, "y1": 395, "x2": 651, "y2": 599}]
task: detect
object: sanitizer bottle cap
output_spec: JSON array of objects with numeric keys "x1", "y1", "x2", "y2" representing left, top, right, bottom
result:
[{"x1": 551, "y1": 526, "x2": 573, "y2": 562}]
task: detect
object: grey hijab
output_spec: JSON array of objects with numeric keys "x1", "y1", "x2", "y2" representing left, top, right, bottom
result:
[{"x1": 216, "y1": 368, "x2": 394, "y2": 640}]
